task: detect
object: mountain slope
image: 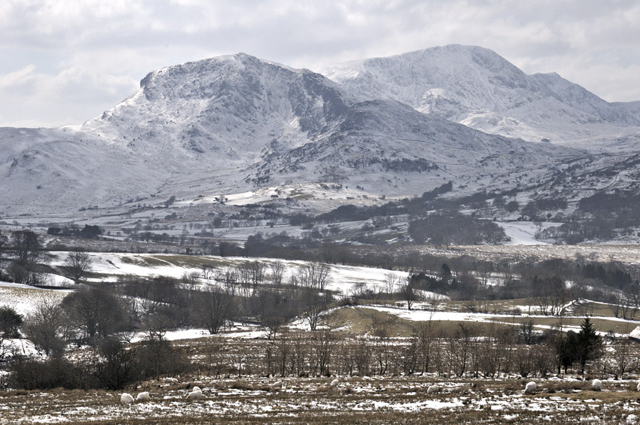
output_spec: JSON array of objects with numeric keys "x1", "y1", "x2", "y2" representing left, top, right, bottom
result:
[
  {"x1": 248, "y1": 98, "x2": 577, "y2": 197},
  {"x1": 82, "y1": 53, "x2": 353, "y2": 166},
  {"x1": 0, "y1": 54, "x2": 357, "y2": 214},
  {"x1": 321, "y1": 45, "x2": 640, "y2": 147},
  {"x1": 0, "y1": 51, "x2": 589, "y2": 217},
  {"x1": 0, "y1": 127, "x2": 169, "y2": 215}
]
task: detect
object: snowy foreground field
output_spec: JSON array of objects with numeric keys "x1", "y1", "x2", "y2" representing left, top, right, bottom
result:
[
  {"x1": 1, "y1": 368, "x2": 640, "y2": 423},
  {"x1": 3, "y1": 252, "x2": 640, "y2": 423}
]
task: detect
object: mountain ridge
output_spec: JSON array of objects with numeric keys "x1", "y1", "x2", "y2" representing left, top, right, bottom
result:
[
  {"x1": 0, "y1": 46, "x2": 636, "y2": 218},
  {"x1": 321, "y1": 44, "x2": 640, "y2": 146}
]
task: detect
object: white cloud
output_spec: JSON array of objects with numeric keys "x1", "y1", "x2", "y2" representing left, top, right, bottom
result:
[
  {"x1": 0, "y1": 64, "x2": 137, "y2": 127},
  {"x1": 0, "y1": 0, "x2": 639, "y2": 126}
]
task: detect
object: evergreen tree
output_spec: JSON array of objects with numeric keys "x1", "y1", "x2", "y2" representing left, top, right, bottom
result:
[{"x1": 575, "y1": 317, "x2": 602, "y2": 374}]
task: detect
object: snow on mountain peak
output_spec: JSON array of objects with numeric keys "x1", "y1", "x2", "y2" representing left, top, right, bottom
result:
[
  {"x1": 321, "y1": 44, "x2": 640, "y2": 145},
  {"x1": 0, "y1": 47, "x2": 636, "y2": 216},
  {"x1": 81, "y1": 53, "x2": 352, "y2": 165}
]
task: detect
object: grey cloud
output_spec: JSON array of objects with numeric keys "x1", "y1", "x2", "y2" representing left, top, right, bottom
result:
[{"x1": 0, "y1": 0, "x2": 639, "y2": 126}]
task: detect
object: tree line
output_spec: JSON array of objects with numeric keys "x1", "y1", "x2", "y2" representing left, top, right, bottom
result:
[{"x1": 3, "y1": 313, "x2": 618, "y2": 391}]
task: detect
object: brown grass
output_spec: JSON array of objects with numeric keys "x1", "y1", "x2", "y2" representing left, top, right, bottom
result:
[
  {"x1": 2, "y1": 377, "x2": 637, "y2": 425},
  {"x1": 325, "y1": 306, "x2": 513, "y2": 337},
  {"x1": 485, "y1": 315, "x2": 639, "y2": 335}
]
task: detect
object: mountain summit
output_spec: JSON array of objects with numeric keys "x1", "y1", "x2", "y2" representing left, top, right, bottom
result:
[
  {"x1": 82, "y1": 53, "x2": 352, "y2": 165},
  {"x1": 321, "y1": 44, "x2": 640, "y2": 145}
]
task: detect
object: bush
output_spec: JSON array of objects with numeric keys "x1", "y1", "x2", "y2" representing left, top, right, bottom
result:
[
  {"x1": 9, "y1": 336, "x2": 192, "y2": 391},
  {"x1": 505, "y1": 201, "x2": 520, "y2": 212},
  {"x1": 134, "y1": 337, "x2": 191, "y2": 380},
  {"x1": 22, "y1": 297, "x2": 66, "y2": 356},
  {"x1": 0, "y1": 307, "x2": 23, "y2": 338},
  {"x1": 94, "y1": 338, "x2": 137, "y2": 390},
  {"x1": 9, "y1": 356, "x2": 94, "y2": 390}
]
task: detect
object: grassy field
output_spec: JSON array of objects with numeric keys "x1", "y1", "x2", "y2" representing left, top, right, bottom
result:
[
  {"x1": 485, "y1": 316, "x2": 639, "y2": 335},
  {"x1": 324, "y1": 307, "x2": 513, "y2": 337}
]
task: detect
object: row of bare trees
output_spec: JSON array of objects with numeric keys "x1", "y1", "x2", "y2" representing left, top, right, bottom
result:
[
  {"x1": 207, "y1": 261, "x2": 331, "y2": 292},
  {"x1": 201, "y1": 323, "x2": 624, "y2": 380}
]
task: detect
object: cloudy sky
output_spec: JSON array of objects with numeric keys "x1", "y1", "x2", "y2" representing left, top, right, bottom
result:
[{"x1": 1, "y1": 0, "x2": 639, "y2": 128}]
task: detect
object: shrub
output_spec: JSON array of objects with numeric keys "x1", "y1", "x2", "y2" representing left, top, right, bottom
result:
[
  {"x1": 0, "y1": 307, "x2": 23, "y2": 338},
  {"x1": 9, "y1": 356, "x2": 94, "y2": 390},
  {"x1": 94, "y1": 338, "x2": 138, "y2": 390},
  {"x1": 134, "y1": 337, "x2": 191, "y2": 380}
]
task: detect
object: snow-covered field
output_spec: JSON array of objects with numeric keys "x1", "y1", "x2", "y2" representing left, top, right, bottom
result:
[
  {"x1": 47, "y1": 252, "x2": 410, "y2": 297},
  {"x1": 355, "y1": 305, "x2": 638, "y2": 337},
  {"x1": 497, "y1": 221, "x2": 560, "y2": 245},
  {"x1": 3, "y1": 250, "x2": 640, "y2": 423},
  {"x1": 0, "y1": 375, "x2": 638, "y2": 424},
  {"x1": 0, "y1": 282, "x2": 70, "y2": 316}
]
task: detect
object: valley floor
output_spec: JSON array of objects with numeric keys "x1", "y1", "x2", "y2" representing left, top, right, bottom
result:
[{"x1": 1, "y1": 375, "x2": 638, "y2": 424}]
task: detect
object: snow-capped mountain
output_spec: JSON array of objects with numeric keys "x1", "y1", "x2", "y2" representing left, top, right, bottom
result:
[
  {"x1": 321, "y1": 45, "x2": 640, "y2": 147},
  {"x1": 0, "y1": 54, "x2": 354, "y2": 215},
  {"x1": 4, "y1": 46, "x2": 640, "y2": 220},
  {"x1": 79, "y1": 50, "x2": 581, "y2": 190},
  {"x1": 249, "y1": 97, "x2": 576, "y2": 198},
  {"x1": 82, "y1": 53, "x2": 353, "y2": 166}
]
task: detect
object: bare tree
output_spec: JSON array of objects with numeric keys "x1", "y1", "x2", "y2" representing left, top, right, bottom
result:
[
  {"x1": 612, "y1": 292, "x2": 634, "y2": 320},
  {"x1": 515, "y1": 345, "x2": 535, "y2": 378},
  {"x1": 519, "y1": 320, "x2": 535, "y2": 345},
  {"x1": 60, "y1": 286, "x2": 127, "y2": 344},
  {"x1": 142, "y1": 310, "x2": 177, "y2": 342},
  {"x1": 250, "y1": 289, "x2": 298, "y2": 339},
  {"x1": 415, "y1": 320, "x2": 436, "y2": 374},
  {"x1": 448, "y1": 323, "x2": 473, "y2": 377},
  {"x1": 181, "y1": 271, "x2": 200, "y2": 289},
  {"x1": 353, "y1": 338, "x2": 371, "y2": 376},
  {"x1": 201, "y1": 264, "x2": 215, "y2": 280},
  {"x1": 400, "y1": 283, "x2": 418, "y2": 310},
  {"x1": 625, "y1": 282, "x2": 640, "y2": 310},
  {"x1": 0, "y1": 231, "x2": 7, "y2": 280},
  {"x1": 532, "y1": 275, "x2": 564, "y2": 315},
  {"x1": 477, "y1": 262, "x2": 493, "y2": 286},
  {"x1": 384, "y1": 272, "x2": 400, "y2": 295},
  {"x1": 236, "y1": 263, "x2": 252, "y2": 288},
  {"x1": 298, "y1": 262, "x2": 331, "y2": 291},
  {"x1": 270, "y1": 261, "x2": 285, "y2": 286},
  {"x1": 309, "y1": 329, "x2": 334, "y2": 376},
  {"x1": 12, "y1": 230, "x2": 43, "y2": 265},
  {"x1": 10, "y1": 230, "x2": 46, "y2": 285},
  {"x1": 216, "y1": 267, "x2": 238, "y2": 287},
  {"x1": 23, "y1": 295, "x2": 66, "y2": 355},
  {"x1": 610, "y1": 336, "x2": 636, "y2": 379},
  {"x1": 62, "y1": 250, "x2": 92, "y2": 284},
  {"x1": 263, "y1": 315, "x2": 285, "y2": 340},
  {"x1": 300, "y1": 290, "x2": 330, "y2": 331},
  {"x1": 195, "y1": 287, "x2": 235, "y2": 334},
  {"x1": 248, "y1": 261, "x2": 267, "y2": 290}
]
